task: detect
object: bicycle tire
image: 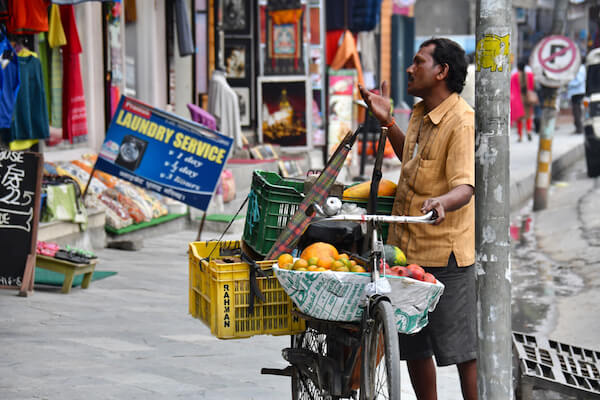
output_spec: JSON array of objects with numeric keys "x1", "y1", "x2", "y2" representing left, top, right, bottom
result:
[
  {"x1": 360, "y1": 300, "x2": 401, "y2": 400},
  {"x1": 291, "y1": 329, "x2": 332, "y2": 400}
]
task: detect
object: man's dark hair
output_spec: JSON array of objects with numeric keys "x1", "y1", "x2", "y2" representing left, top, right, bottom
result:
[
  {"x1": 419, "y1": 38, "x2": 468, "y2": 94},
  {"x1": 517, "y1": 59, "x2": 526, "y2": 72}
]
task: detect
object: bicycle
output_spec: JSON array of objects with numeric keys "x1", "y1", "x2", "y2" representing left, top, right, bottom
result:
[{"x1": 262, "y1": 204, "x2": 437, "y2": 400}]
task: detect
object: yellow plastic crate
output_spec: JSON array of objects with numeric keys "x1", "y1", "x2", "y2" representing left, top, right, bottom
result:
[{"x1": 188, "y1": 240, "x2": 305, "y2": 339}]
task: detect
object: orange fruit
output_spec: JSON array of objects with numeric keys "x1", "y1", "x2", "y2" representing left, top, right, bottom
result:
[
  {"x1": 350, "y1": 260, "x2": 357, "y2": 267},
  {"x1": 278, "y1": 253, "x2": 293, "y2": 267},
  {"x1": 350, "y1": 265, "x2": 366, "y2": 273},
  {"x1": 317, "y1": 257, "x2": 334, "y2": 270},
  {"x1": 280, "y1": 263, "x2": 293, "y2": 270},
  {"x1": 307, "y1": 256, "x2": 319, "y2": 266},
  {"x1": 316, "y1": 267, "x2": 327, "y2": 272},
  {"x1": 295, "y1": 267, "x2": 308, "y2": 272},
  {"x1": 337, "y1": 253, "x2": 349, "y2": 260},
  {"x1": 300, "y1": 242, "x2": 339, "y2": 262},
  {"x1": 293, "y1": 259, "x2": 309, "y2": 270},
  {"x1": 307, "y1": 265, "x2": 319, "y2": 272},
  {"x1": 334, "y1": 264, "x2": 350, "y2": 272},
  {"x1": 332, "y1": 260, "x2": 345, "y2": 270}
]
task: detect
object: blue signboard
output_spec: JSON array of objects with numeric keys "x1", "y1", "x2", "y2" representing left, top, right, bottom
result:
[{"x1": 95, "y1": 96, "x2": 233, "y2": 211}]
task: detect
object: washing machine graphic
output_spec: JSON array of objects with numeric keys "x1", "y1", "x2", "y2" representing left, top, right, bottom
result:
[{"x1": 115, "y1": 135, "x2": 148, "y2": 171}]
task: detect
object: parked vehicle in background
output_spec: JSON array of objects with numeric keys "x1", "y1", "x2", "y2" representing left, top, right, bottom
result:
[{"x1": 583, "y1": 48, "x2": 600, "y2": 177}]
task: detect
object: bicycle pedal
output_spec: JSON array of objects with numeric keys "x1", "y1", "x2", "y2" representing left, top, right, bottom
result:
[{"x1": 282, "y1": 348, "x2": 318, "y2": 365}]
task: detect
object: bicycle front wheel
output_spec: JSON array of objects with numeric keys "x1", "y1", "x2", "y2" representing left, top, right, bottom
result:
[{"x1": 360, "y1": 300, "x2": 401, "y2": 400}]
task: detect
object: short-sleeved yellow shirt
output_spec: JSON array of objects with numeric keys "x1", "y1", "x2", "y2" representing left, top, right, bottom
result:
[{"x1": 388, "y1": 93, "x2": 475, "y2": 267}]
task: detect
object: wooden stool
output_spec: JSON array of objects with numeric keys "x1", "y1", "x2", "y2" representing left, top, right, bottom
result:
[{"x1": 36, "y1": 255, "x2": 98, "y2": 294}]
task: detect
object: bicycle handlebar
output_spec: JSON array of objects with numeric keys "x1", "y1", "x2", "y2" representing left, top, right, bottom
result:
[
  {"x1": 306, "y1": 203, "x2": 437, "y2": 224},
  {"x1": 324, "y1": 211, "x2": 437, "y2": 224}
]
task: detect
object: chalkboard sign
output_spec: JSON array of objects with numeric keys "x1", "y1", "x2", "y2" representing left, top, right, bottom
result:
[{"x1": 0, "y1": 151, "x2": 42, "y2": 295}]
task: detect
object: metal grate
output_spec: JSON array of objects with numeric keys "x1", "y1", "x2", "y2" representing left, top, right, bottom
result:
[{"x1": 513, "y1": 331, "x2": 600, "y2": 398}]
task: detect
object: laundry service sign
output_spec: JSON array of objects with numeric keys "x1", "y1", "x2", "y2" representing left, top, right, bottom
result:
[{"x1": 95, "y1": 96, "x2": 233, "y2": 210}]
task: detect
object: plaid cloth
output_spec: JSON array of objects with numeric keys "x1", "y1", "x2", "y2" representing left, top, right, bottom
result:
[{"x1": 266, "y1": 132, "x2": 354, "y2": 259}]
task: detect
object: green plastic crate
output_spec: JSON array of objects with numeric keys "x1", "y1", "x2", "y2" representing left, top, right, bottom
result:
[{"x1": 242, "y1": 171, "x2": 395, "y2": 257}]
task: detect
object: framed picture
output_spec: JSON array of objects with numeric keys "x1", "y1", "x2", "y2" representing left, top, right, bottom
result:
[
  {"x1": 224, "y1": 38, "x2": 251, "y2": 85},
  {"x1": 232, "y1": 87, "x2": 251, "y2": 127},
  {"x1": 220, "y1": 0, "x2": 251, "y2": 35},
  {"x1": 279, "y1": 159, "x2": 303, "y2": 178},
  {"x1": 257, "y1": 76, "x2": 311, "y2": 150},
  {"x1": 264, "y1": 7, "x2": 305, "y2": 75},
  {"x1": 250, "y1": 144, "x2": 278, "y2": 160}
]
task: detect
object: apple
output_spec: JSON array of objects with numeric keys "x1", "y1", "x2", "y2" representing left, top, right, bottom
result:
[
  {"x1": 407, "y1": 264, "x2": 425, "y2": 281},
  {"x1": 391, "y1": 266, "x2": 410, "y2": 277},
  {"x1": 423, "y1": 272, "x2": 437, "y2": 284}
]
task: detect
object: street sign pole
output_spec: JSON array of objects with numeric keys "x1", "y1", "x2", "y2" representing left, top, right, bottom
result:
[
  {"x1": 475, "y1": 0, "x2": 512, "y2": 398},
  {"x1": 531, "y1": 0, "x2": 577, "y2": 211}
]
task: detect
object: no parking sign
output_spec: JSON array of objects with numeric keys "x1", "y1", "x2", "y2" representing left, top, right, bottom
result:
[{"x1": 530, "y1": 35, "x2": 581, "y2": 88}]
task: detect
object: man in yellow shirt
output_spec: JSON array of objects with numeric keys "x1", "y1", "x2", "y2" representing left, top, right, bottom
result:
[{"x1": 359, "y1": 38, "x2": 476, "y2": 400}]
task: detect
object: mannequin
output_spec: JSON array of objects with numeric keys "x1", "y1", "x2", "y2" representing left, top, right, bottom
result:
[{"x1": 208, "y1": 69, "x2": 243, "y2": 149}]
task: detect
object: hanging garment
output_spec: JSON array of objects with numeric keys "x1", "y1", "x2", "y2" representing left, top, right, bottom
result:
[
  {"x1": 7, "y1": 0, "x2": 49, "y2": 34},
  {"x1": 9, "y1": 138, "x2": 38, "y2": 150},
  {"x1": 60, "y1": 5, "x2": 81, "y2": 54},
  {"x1": 174, "y1": 0, "x2": 194, "y2": 56},
  {"x1": 48, "y1": 4, "x2": 67, "y2": 48},
  {"x1": 208, "y1": 70, "x2": 242, "y2": 149},
  {"x1": 51, "y1": 0, "x2": 118, "y2": 4},
  {"x1": 50, "y1": 47, "x2": 62, "y2": 127},
  {"x1": 9, "y1": 53, "x2": 50, "y2": 141},
  {"x1": 0, "y1": 36, "x2": 20, "y2": 129},
  {"x1": 0, "y1": 0, "x2": 7, "y2": 24},
  {"x1": 330, "y1": 30, "x2": 365, "y2": 88},
  {"x1": 326, "y1": 0, "x2": 355, "y2": 31},
  {"x1": 350, "y1": 0, "x2": 382, "y2": 32},
  {"x1": 357, "y1": 31, "x2": 377, "y2": 89},
  {"x1": 326, "y1": 30, "x2": 345, "y2": 66},
  {"x1": 357, "y1": 31, "x2": 377, "y2": 74},
  {"x1": 37, "y1": 33, "x2": 51, "y2": 116},
  {"x1": 60, "y1": 5, "x2": 87, "y2": 142}
]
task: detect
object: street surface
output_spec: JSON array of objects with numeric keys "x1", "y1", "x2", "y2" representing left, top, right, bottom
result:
[{"x1": 1, "y1": 119, "x2": 598, "y2": 399}]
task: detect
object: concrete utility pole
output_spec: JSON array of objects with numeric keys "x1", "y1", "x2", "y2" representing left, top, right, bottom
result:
[
  {"x1": 532, "y1": 0, "x2": 570, "y2": 211},
  {"x1": 475, "y1": 0, "x2": 512, "y2": 398}
]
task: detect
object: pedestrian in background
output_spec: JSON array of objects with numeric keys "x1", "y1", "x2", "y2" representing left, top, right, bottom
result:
[
  {"x1": 568, "y1": 57, "x2": 586, "y2": 134},
  {"x1": 511, "y1": 59, "x2": 536, "y2": 142}
]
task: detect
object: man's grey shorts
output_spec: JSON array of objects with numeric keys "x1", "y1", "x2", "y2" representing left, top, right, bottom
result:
[{"x1": 398, "y1": 253, "x2": 477, "y2": 366}]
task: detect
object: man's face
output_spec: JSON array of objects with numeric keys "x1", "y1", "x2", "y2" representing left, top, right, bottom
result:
[{"x1": 406, "y1": 44, "x2": 445, "y2": 97}]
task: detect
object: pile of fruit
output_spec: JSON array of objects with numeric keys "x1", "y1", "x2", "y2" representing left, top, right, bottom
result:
[
  {"x1": 277, "y1": 242, "x2": 366, "y2": 273},
  {"x1": 381, "y1": 244, "x2": 436, "y2": 283},
  {"x1": 276, "y1": 242, "x2": 437, "y2": 284},
  {"x1": 385, "y1": 264, "x2": 437, "y2": 283}
]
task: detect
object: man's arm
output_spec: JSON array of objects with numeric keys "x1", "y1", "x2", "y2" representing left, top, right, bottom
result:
[
  {"x1": 421, "y1": 184, "x2": 474, "y2": 225},
  {"x1": 358, "y1": 81, "x2": 406, "y2": 159}
]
